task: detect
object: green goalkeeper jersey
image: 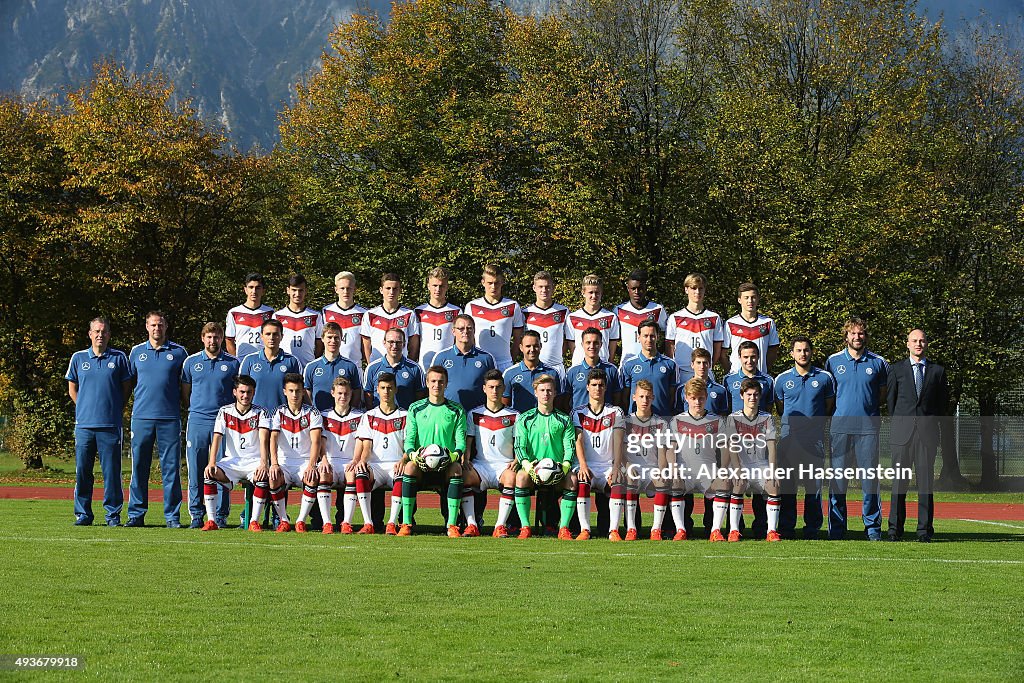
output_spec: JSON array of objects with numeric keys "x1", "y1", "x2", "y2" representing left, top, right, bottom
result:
[
  {"x1": 514, "y1": 407, "x2": 575, "y2": 465},
  {"x1": 404, "y1": 398, "x2": 467, "y2": 457}
]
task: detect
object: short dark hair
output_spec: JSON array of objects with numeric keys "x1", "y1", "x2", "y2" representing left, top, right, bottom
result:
[
  {"x1": 737, "y1": 340, "x2": 759, "y2": 357},
  {"x1": 234, "y1": 375, "x2": 256, "y2": 389},
  {"x1": 637, "y1": 320, "x2": 660, "y2": 336},
  {"x1": 740, "y1": 377, "x2": 762, "y2": 396},
  {"x1": 627, "y1": 269, "x2": 648, "y2": 283},
  {"x1": 283, "y1": 372, "x2": 304, "y2": 387},
  {"x1": 261, "y1": 319, "x2": 282, "y2": 333},
  {"x1": 586, "y1": 368, "x2": 608, "y2": 385},
  {"x1": 244, "y1": 273, "x2": 264, "y2": 286},
  {"x1": 483, "y1": 369, "x2": 504, "y2": 384},
  {"x1": 381, "y1": 272, "x2": 401, "y2": 285},
  {"x1": 581, "y1": 326, "x2": 603, "y2": 342},
  {"x1": 426, "y1": 365, "x2": 449, "y2": 381},
  {"x1": 791, "y1": 335, "x2": 813, "y2": 350},
  {"x1": 377, "y1": 372, "x2": 397, "y2": 386},
  {"x1": 287, "y1": 274, "x2": 307, "y2": 288},
  {"x1": 522, "y1": 330, "x2": 541, "y2": 343}
]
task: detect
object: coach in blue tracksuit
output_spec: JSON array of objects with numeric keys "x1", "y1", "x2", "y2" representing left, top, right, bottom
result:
[
  {"x1": 181, "y1": 322, "x2": 239, "y2": 528},
  {"x1": 126, "y1": 311, "x2": 189, "y2": 528},
  {"x1": 66, "y1": 317, "x2": 132, "y2": 526}
]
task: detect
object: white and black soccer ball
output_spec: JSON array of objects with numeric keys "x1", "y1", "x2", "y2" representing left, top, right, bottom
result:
[
  {"x1": 416, "y1": 444, "x2": 451, "y2": 472},
  {"x1": 530, "y1": 457, "x2": 563, "y2": 485}
]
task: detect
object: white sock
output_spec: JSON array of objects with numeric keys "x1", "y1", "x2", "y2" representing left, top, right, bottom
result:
[
  {"x1": 356, "y1": 476, "x2": 372, "y2": 525},
  {"x1": 317, "y1": 485, "x2": 333, "y2": 524},
  {"x1": 461, "y1": 494, "x2": 477, "y2": 527},
  {"x1": 712, "y1": 493, "x2": 728, "y2": 531},
  {"x1": 609, "y1": 490, "x2": 624, "y2": 534},
  {"x1": 297, "y1": 485, "x2": 317, "y2": 523},
  {"x1": 767, "y1": 495, "x2": 780, "y2": 533},
  {"x1": 343, "y1": 484, "x2": 356, "y2": 524},
  {"x1": 388, "y1": 489, "x2": 402, "y2": 525},
  {"x1": 577, "y1": 490, "x2": 592, "y2": 532},
  {"x1": 625, "y1": 491, "x2": 638, "y2": 531},
  {"x1": 270, "y1": 486, "x2": 290, "y2": 524},
  {"x1": 652, "y1": 491, "x2": 667, "y2": 531},
  {"x1": 203, "y1": 479, "x2": 219, "y2": 522},
  {"x1": 670, "y1": 493, "x2": 686, "y2": 529},
  {"x1": 729, "y1": 495, "x2": 743, "y2": 533},
  {"x1": 496, "y1": 487, "x2": 514, "y2": 527},
  {"x1": 251, "y1": 483, "x2": 270, "y2": 526}
]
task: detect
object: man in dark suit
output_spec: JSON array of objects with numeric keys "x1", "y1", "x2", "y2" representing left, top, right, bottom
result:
[{"x1": 886, "y1": 329, "x2": 949, "y2": 542}]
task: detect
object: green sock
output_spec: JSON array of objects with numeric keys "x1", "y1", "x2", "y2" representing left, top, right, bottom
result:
[
  {"x1": 559, "y1": 490, "x2": 577, "y2": 528},
  {"x1": 446, "y1": 477, "x2": 463, "y2": 525},
  {"x1": 401, "y1": 475, "x2": 417, "y2": 525},
  {"x1": 514, "y1": 487, "x2": 532, "y2": 527}
]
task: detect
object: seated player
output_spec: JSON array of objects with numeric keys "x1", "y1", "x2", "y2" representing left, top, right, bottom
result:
[
  {"x1": 462, "y1": 370, "x2": 519, "y2": 538},
  {"x1": 354, "y1": 373, "x2": 408, "y2": 535},
  {"x1": 669, "y1": 379, "x2": 722, "y2": 541},
  {"x1": 572, "y1": 368, "x2": 626, "y2": 541},
  {"x1": 397, "y1": 366, "x2": 469, "y2": 538},
  {"x1": 268, "y1": 373, "x2": 323, "y2": 532},
  {"x1": 623, "y1": 380, "x2": 668, "y2": 541},
  {"x1": 513, "y1": 374, "x2": 579, "y2": 540},
  {"x1": 311, "y1": 376, "x2": 368, "y2": 534},
  {"x1": 201, "y1": 376, "x2": 269, "y2": 531},
  {"x1": 719, "y1": 378, "x2": 781, "y2": 542}
]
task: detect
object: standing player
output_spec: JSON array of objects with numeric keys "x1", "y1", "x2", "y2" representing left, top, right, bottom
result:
[
  {"x1": 565, "y1": 327, "x2": 623, "y2": 412},
  {"x1": 432, "y1": 314, "x2": 496, "y2": 411},
  {"x1": 274, "y1": 274, "x2": 323, "y2": 369},
  {"x1": 624, "y1": 380, "x2": 669, "y2": 541},
  {"x1": 665, "y1": 273, "x2": 725, "y2": 383},
  {"x1": 268, "y1": 373, "x2": 323, "y2": 533},
  {"x1": 524, "y1": 271, "x2": 569, "y2": 373},
  {"x1": 722, "y1": 282, "x2": 779, "y2": 375},
  {"x1": 181, "y1": 322, "x2": 239, "y2": 528},
  {"x1": 463, "y1": 370, "x2": 520, "y2": 537},
  {"x1": 126, "y1": 311, "x2": 189, "y2": 528},
  {"x1": 66, "y1": 317, "x2": 132, "y2": 526},
  {"x1": 201, "y1": 376, "x2": 269, "y2": 531},
  {"x1": 513, "y1": 374, "x2": 579, "y2": 540},
  {"x1": 363, "y1": 328, "x2": 425, "y2": 409},
  {"x1": 355, "y1": 373, "x2": 408, "y2": 535},
  {"x1": 315, "y1": 377, "x2": 369, "y2": 534},
  {"x1": 565, "y1": 274, "x2": 620, "y2": 367},
  {"x1": 396, "y1": 366, "x2": 469, "y2": 537},
  {"x1": 572, "y1": 369, "x2": 626, "y2": 541},
  {"x1": 465, "y1": 264, "x2": 525, "y2": 372},
  {"x1": 614, "y1": 270, "x2": 667, "y2": 365},
  {"x1": 826, "y1": 318, "x2": 888, "y2": 541},
  {"x1": 239, "y1": 319, "x2": 303, "y2": 413},
  {"x1": 321, "y1": 271, "x2": 366, "y2": 365},
  {"x1": 225, "y1": 273, "x2": 274, "y2": 360},
  {"x1": 774, "y1": 336, "x2": 835, "y2": 539},
  {"x1": 502, "y1": 331, "x2": 562, "y2": 412},
  {"x1": 718, "y1": 379, "x2": 782, "y2": 542},
  {"x1": 361, "y1": 273, "x2": 420, "y2": 364},
  {"x1": 668, "y1": 379, "x2": 723, "y2": 540},
  {"x1": 303, "y1": 321, "x2": 362, "y2": 413},
  {"x1": 415, "y1": 267, "x2": 462, "y2": 372},
  {"x1": 620, "y1": 321, "x2": 676, "y2": 417}
]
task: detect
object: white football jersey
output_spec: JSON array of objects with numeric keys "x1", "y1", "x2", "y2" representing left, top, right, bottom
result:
[
  {"x1": 666, "y1": 307, "x2": 725, "y2": 381},
  {"x1": 565, "y1": 308, "x2": 620, "y2": 367},
  {"x1": 723, "y1": 410, "x2": 776, "y2": 466},
  {"x1": 615, "y1": 301, "x2": 667, "y2": 363},
  {"x1": 214, "y1": 403, "x2": 268, "y2": 461},
  {"x1": 465, "y1": 297, "x2": 525, "y2": 368},
  {"x1": 572, "y1": 403, "x2": 625, "y2": 467},
  {"x1": 270, "y1": 404, "x2": 323, "y2": 465},
  {"x1": 321, "y1": 303, "x2": 366, "y2": 365},
  {"x1": 275, "y1": 307, "x2": 323, "y2": 369},
  {"x1": 671, "y1": 410, "x2": 722, "y2": 469},
  {"x1": 415, "y1": 302, "x2": 462, "y2": 369},
  {"x1": 356, "y1": 406, "x2": 407, "y2": 464},
  {"x1": 360, "y1": 305, "x2": 420, "y2": 362},
  {"x1": 624, "y1": 413, "x2": 667, "y2": 466},
  {"x1": 724, "y1": 314, "x2": 779, "y2": 375},
  {"x1": 524, "y1": 303, "x2": 569, "y2": 369},
  {"x1": 322, "y1": 408, "x2": 364, "y2": 463},
  {"x1": 225, "y1": 304, "x2": 274, "y2": 360},
  {"x1": 467, "y1": 405, "x2": 518, "y2": 467}
]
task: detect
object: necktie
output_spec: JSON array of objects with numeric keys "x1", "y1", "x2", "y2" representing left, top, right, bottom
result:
[{"x1": 913, "y1": 362, "x2": 923, "y2": 398}]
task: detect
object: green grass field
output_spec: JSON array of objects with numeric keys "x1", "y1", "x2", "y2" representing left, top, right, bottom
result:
[{"x1": 1, "y1": 499, "x2": 1022, "y2": 681}]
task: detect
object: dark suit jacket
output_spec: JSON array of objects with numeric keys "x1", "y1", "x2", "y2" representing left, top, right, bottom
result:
[{"x1": 886, "y1": 358, "x2": 949, "y2": 448}]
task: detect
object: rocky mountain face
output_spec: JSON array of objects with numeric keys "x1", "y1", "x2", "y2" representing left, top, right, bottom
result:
[{"x1": 0, "y1": 0, "x2": 1018, "y2": 150}]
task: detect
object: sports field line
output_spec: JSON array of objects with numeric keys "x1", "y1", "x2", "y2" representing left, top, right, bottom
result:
[
  {"x1": 2, "y1": 533, "x2": 1021, "y2": 565},
  {"x1": 957, "y1": 518, "x2": 1024, "y2": 530}
]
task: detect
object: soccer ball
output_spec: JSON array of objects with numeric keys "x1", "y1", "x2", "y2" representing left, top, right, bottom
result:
[
  {"x1": 530, "y1": 458, "x2": 564, "y2": 485},
  {"x1": 416, "y1": 444, "x2": 451, "y2": 472}
]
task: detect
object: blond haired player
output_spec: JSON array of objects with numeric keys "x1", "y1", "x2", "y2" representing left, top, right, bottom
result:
[
  {"x1": 669, "y1": 379, "x2": 723, "y2": 541},
  {"x1": 465, "y1": 264, "x2": 525, "y2": 372},
  {"x1": 524, "y1": 271, "x2": 569, "y2": 373},
  {"x1": 665, "y1": 273, "x2": 725, "y2": 383},
  {"x1": 415, "y1": 266, "x2": 462, "y2": 372},
  {"x1": 565, "y1": 274, "x2": 620, "y2": 368},
  {"x1": 623, "y1": 379, "x2": 667, "y2": 541},
  {"x1": 313, "y1": 376, "x2": 369, "y2": 534},
  {"x1": 322, "y1": 271, "x2": 367, "y2": 365}
]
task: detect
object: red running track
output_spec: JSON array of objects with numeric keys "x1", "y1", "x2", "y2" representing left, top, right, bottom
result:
[{"x1": 3, "y1": 486, "x2": 1022, "y2": 521}]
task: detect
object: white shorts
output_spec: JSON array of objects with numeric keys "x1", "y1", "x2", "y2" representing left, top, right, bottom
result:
[
  {"x1": 279, "y1": 461, "x2": 304, "y2": 487},
  {"x1": 297, "y1": 459, "x2": 349, "y2": 487},
  {"x1": 217, "y1": 456, "x2": 260, "y2": 485},
  {"x1": 576, "y1": 463, "x2": 614, "y2": 492},
  {"x1": 367, "y1": 461, "x2": 400, "y2": 489},
  {"x1": 624, "y1": 455, "x2": 658, "y2": 494},
  {"x1": 739, "y1": 459, "x2": 771, "y2": 494},
  {"x1": 679, "y1": 452, "x2": 717, "y2": 494},
  {"x1": 471, "y1": 460, "x2": 513, "y2": 490}
]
